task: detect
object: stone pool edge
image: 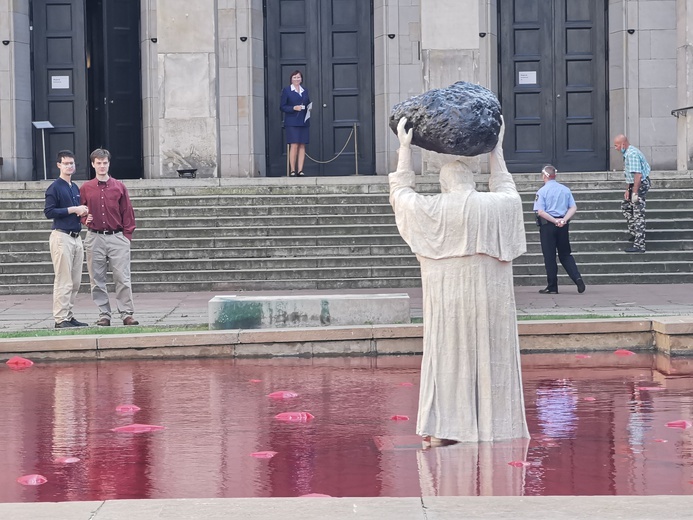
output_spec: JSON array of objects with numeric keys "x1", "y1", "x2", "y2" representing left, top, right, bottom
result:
[{"x1": 2, "y1": 317, "x2": 693, "y2": 361}]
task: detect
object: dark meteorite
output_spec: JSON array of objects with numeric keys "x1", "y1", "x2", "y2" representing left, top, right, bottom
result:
[{"x1": 389, "y1": 81, "x2": 502, "y2": 156}]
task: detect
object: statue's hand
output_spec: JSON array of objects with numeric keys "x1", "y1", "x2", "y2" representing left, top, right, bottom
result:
[
  {"x1": 497, "y1": 115, "x2": 505, "y2": 145},
  {"x1": 397, "y1": 117, "x2": 413, "y2": 147}
]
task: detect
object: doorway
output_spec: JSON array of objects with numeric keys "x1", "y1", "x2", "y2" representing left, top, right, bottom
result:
[
  {"x1": 498, "y1": 0, "x2": 608, "y2": 173},
  {"x1": 264, "y1": 0, "x2": 375, "y2": 177},
  {"x1": 31, "y1": 0, "x2": 142, "y2": 180},
  {"x1": 86, "y1": 0, "x2": 143, "y2": 179}
]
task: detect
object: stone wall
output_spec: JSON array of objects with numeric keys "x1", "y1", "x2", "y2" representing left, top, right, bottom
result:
[
  {"x1": 0, "y1": 0, "x2": 32, "y2": 181},
  {"x1": 374, "y1": 0, "x2": 424, "y2": 174},
  {"x1": 156, "y1": 0, "x2": 219, "y2": 178},
  {"x1": 609, "y1": 0, "x2": 679, "y2": 170}
]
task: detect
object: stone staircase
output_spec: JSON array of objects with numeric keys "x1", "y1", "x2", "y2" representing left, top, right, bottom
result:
[{"x1": 1, "y1": 173, "x2": 692, "y2": 295}]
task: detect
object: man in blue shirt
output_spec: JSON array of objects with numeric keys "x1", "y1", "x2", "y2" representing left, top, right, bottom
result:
[
  {"x1": 533, "y1": 165, "x2": 585, "y2": 294},
  {"x1": 613, "y1": 135, "x2": 651, "y2": 253},
  {"x1": 44, "y1": 150, "x2": 90, "y2": 328}
]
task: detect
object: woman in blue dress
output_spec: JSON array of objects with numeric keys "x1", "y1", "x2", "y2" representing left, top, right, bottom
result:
[{"x1": 280, "y1": 70, "x2": 310, "y2": 176}]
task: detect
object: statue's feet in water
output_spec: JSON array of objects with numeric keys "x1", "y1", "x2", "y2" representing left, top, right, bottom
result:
[{"x1": 422, "y1": 436, "x2": 459, "y2": 447}]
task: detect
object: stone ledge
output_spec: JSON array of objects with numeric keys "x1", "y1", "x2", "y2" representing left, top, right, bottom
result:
[
  {"x1": 96, "y1": 331, "x2": 240, "y2": 350},
  {"x1": 652, "y1": 317, "x2": 693, "y2": 334},
  {"x1": 0, "y1": 336, "x2": 97, "y2": 354},
  {"x1": 3, "y1": 316, "x2": 693, "y2": 360},
  {"x1": 517, "y1": 318, "x2": 652, "y2": 335}
]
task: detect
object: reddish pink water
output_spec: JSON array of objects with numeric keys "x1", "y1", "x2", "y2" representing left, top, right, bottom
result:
[{"x1": 2, "y1": 352, "x2": 693, "y2": 502}]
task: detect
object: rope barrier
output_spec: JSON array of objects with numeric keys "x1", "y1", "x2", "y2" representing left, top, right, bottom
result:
[
  {"x1": 286, "y1": 123, "x2": 359, "y2": 176},
  {"x1": 305, "y1": 128, "x2": 354, "y2": 164}
]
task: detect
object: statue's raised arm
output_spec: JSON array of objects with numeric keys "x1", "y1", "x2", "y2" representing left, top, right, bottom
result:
[{"x1": 488, "y1": 116, "x2": 518, "y2": 194}]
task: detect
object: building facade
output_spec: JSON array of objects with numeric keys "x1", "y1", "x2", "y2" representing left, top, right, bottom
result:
[{"x1": 0, "y1": 0, "x2": 692, "y2": 181}]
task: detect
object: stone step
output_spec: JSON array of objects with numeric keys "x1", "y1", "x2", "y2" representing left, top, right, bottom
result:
[
  {"x1": 2, "y1": 174, "x2": 692, "y2": 294},
  {"x1": 2, "y1": 248, "x2": 688, "y2": 277},
  {"x1": 0, "y1": 234, "x2": 411, "y2": 253}
]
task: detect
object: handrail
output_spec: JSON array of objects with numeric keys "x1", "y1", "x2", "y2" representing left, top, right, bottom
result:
[{"x1": 671, "y1": 105, "x2": 693, "y2": 118}]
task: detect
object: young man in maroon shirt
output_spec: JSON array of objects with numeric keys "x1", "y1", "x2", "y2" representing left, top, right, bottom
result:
[{"x1": 79, "y1": 148, "x2": 138, "y2": 326}]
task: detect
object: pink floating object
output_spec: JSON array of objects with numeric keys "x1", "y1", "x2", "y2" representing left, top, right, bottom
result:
[
  {"x1": 614, "y1": 349, "x2": 635, "y2": 356},
  {"x1": 654, "y1": 439, "x2": 668, "y2": 443},
  {"x1": 250, "y1": 451, "x2": 278, "y2": 459},
  {"x1": 390, "y1": 415, "x2": 410, "y2": 421},
  {"x1": 508, "y1": 461, "x2": 530, "y2": 468},
  {"x1": 575, "y1": 354, "x2": 591, "y2": 359},
  {"x1": 54, "y1": 456, "x2": 80, "y2": 464},
  {"x1": 249, "y1": 379, "x2": 262, "y2": 383},
  {"x1": 267, "y1": 390, "x2": 299, "y2": 399},
  {"x1": 17, "y1": 474, "x2": 47, "y2": 486},
  {"x1": 6, "y1": 356, "x2": 34, "y2": 369},
  {"x1": 274, "y1": 412, "x2": 314, "y2": 423},
  {"x1": 115, "y1": 404, "x2": 141, "y2": 413},
  {"x1": 300, "y1": 493, "x2": 332, "y2": 498},
  {"x1": 111, "y1": 423, "x2": 165, "y2": 433},
  {"x1": 666, "y1": 420, "x2": 693, "y2": 430},
  {"x1": 583, "y1": 397, "x2": 597, "y2": 401},
  {"x1": 398, "y1": 382, "x2": 414, "y2": 387},
  {"x1": 638, "y1": 386, "x2": 665, "y2": 392}
]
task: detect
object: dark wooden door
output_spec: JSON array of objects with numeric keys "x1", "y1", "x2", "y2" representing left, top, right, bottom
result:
[
  {"x1": 88, "y1": 0, "x2": 143, "y2": 179},
  {"x1": 265, "y1": 0, "x2": 375, "y2": 176},
  {"x1": 31, "y1": 0, "x2": 89, "y2": 179},
  {"x1": 499, "y1": 0, "x2": 608, "y2": 172}
]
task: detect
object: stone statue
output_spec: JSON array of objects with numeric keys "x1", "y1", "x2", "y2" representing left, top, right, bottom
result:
[{"x1": 389, "y1": 115, "x2": 530, "y2": 444}]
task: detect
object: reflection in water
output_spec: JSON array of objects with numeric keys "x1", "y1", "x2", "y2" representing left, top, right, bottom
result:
[
  {"x1": 535, "y1": 379, "x2": 578, "y2": 439},
  {"x1": 2, "y1": 353, "x2": 693, "y2": 502},
  {"x1": 418, "y1": 439, "x2": 529, "y2": 496}
]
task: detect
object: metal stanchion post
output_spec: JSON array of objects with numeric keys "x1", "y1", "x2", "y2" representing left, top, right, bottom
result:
[
  {"x1": 353, "y1": 123, "x2": 358, "y2": 176},
  {"x1": 286, "y1": 144, "x2": 290, "y2": 176}
]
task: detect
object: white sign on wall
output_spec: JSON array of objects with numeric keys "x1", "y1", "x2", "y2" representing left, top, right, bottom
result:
[
  {"x1": 518, "y1": 71, "x2": 537, "y2": 85},
  {"x1": 51, "y1": 76, "x2": 70, "y2": 90}
]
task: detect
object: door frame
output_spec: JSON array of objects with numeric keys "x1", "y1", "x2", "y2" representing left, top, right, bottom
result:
[
  {"x1": 262, "y1": 0, "x2": 376, "y2": 177},
  {"x1": 497, "y1": 0, "x2": 609, "y2": 173}
]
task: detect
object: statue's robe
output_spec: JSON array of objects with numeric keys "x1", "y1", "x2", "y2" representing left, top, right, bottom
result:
[{"x1": 389, "y1": 147, "x2": 529, "y2": 442}]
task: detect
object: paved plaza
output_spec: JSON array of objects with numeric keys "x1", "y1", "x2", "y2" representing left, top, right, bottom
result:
[{"x1": 3, "y1": 283, "x2": 693, "y2": 332}]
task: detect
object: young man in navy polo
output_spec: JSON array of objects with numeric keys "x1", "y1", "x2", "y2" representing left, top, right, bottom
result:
[{"x1": 44, "y1": 150, "x2": 90, "y2": 328}]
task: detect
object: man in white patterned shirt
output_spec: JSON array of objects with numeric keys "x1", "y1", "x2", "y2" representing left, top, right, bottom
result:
[{"x1": 613, "y1": 135, "x2": 651, "y2": 253}]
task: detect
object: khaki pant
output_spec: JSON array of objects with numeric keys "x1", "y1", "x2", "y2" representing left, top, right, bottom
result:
[
  {"x1": 84, "y1": 231, "x2": 134, "y2": 319},
  {"x1": 49, "y1": 230, "x2": 84, "y2": 324}
]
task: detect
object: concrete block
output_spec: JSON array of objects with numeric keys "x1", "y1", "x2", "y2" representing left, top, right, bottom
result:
[
  {"x1": 96, "y1": 331, "x2": 240, "y2": 350},
  {"x1": 312, "y1": 339, "x2": 374, "y2": 356},
  {"x1": 652, "y1": 317, "x2": 693, "y2": 334},
  {"x1": 233, "y1": 342, "x2": 313, "y2": 357},
  {"x1": 638, "y1": 0, "x2": 676, "y2": 31},
  {"x1": 519, "y1": 332, "x2": 653, "y2": 352},
  {"x1": 638, "y1": 59, "x2": 676, "y2": 88},
  {"x1": 163, "y1": 53, "x2": 214, "y2": 119},
  {"x1": 0, "y1": 336, "x2": 97, "y2": 354},
  {"x1": 209, "y1": 293, "x2": 411, "y2": 329},
  {"x1": 375, "y1": 337, "x2": 422, "y2": 354},
  {"x1": 517, "y1": 318, "x2": 652, "y2": 335},
  {"x1": 238, "y1": 326, "x2": 373, "y2": 344},
  {"x1": 96, "y1": 345, "x2": 233, "y2": 360},
  {"x1": 373, "y1": 323, "x2": 422, "y2": 339},
  {"x1": 157, "y1": 0, "x2": 215, "y2": 53},
  {"x1": 650, "y1": 29, "x2": 676, "y2": 59}
]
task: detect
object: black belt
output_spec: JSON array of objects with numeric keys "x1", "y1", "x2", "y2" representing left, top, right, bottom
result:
[
  {"x1": 89, "y1": 229, "x2": 122, "y2": 235},
  {"x1": 55, "y1": 229, "x2": 80, "y2": 238}
]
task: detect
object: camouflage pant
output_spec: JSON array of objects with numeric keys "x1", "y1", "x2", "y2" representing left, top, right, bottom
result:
[{"x1": 620, "y1": 177, "x2": 651, "y2": 250}]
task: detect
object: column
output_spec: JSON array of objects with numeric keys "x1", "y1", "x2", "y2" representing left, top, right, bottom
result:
[{"x1": 157, "y1": 0, "x2": 218, "y2": 177}]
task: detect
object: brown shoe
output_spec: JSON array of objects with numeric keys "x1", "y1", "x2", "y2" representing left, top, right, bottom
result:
[
  {"x1": 96, "y1": 317, "x2": 111, "y2": 327},
  {"x1": 123, "y1": 316, "x2": 139, "y2": 326}
]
